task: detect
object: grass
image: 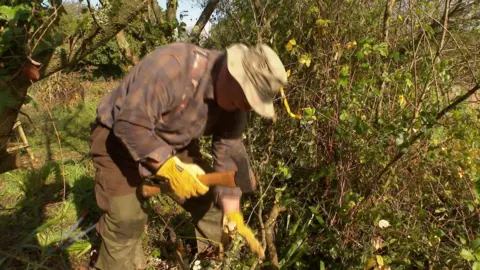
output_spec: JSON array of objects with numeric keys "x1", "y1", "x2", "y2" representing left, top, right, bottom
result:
[{"x1": 0, "y1": 79, "x2": 203, "y2": 269}]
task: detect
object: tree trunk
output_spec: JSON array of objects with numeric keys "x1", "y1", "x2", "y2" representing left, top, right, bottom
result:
[
  {"x1": 116, "y1": 30, "x2": 139, "y2": 65},
  {"x1": 0, "y1": 0, "x2": 148, "y2": 173},
  {"x1": 166, "y1": 0, "x2": 177, "y2": 23},
  {"x1": 0, "y1": 153, "x2": 21, "y2": 174},
  {"x1": 189, "y1": 0, "x2": 220, "y2": 43}
]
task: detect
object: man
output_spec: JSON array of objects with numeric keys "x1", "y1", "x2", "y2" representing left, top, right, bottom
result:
[{"x1": 89, "y1": 42, "x2": 287, "y2": 269}]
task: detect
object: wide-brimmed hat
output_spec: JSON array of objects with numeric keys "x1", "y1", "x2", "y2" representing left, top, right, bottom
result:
[{"x1": 226, "y1": 43, "x2": 288, "y2": 118}]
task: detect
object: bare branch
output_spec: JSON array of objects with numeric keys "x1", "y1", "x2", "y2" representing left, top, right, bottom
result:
[
  {"x1": 437, "y1": 0, "x2": 451, "y2": 58},
  {"x1": 86, "y1": 0, "x2": 102, "y2": 30},
  {"x1": 382, "y1": 0, "x2": 396, "y2": 41}
]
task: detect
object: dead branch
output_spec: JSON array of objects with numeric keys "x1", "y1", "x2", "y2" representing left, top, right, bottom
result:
[{"x1": 265, "y1": 203, "x2": 287, "y2": 268}]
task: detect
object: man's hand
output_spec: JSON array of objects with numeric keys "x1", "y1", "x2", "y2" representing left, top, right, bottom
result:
[
  {"x1": 224, "y1": 210, "x2": 265, "y2": 260},
  {"x1": 155, "y1": 156, "x2": 209, "y2": 200}
]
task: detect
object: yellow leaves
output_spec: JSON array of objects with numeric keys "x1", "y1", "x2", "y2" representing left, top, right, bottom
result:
[
  {"x1": 285, "y1": 39, "x2": 296, "y2": 52},
  {"x1": 457, "y1": 167, "x2": 464, "y2": 179},
  {"x1": 365, "y1": 257, "x2": 376, "y2": 269},
  {"x1": 376, "y1": 255, "x2": 384, "y2": 266},
  {"x1": 346, "y1": 41, "x2": 357, "y2": 49},
  {"x1": 372, "y1": 237, "x2": 383, "y2": 250},
  {"x1": 398, "y1": 15, "x2": 403, "y2": 21},
  {"x1": 348, "y1": 200, "x2": 356, "y2": 208},
  {"x1": 398, "y1": 95, "x2": 406, "y2": 108},
  {"x1": 299, "y1": 54, "x2": 311, "y2": 67},
  {"x1": 316, "y1": 19, "x2": 333, "y2": 27},
  {"x1": 286, "y1": 69, "x2": 291, "y2": 78}
]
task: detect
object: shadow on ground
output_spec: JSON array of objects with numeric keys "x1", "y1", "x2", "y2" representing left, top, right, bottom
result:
[{"x1": 0, "y1": 161, "x2": 100, "y2": 270}]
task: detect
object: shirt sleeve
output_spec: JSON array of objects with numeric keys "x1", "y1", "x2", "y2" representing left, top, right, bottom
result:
[
  {"x1": 212, "y1": 110, "x2": 257, "y2": 193},
  {"x1": 113, "y1": 54, "x2": 181, "y2": 178}
]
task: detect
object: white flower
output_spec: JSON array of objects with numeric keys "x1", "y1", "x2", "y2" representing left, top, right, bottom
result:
[
  {"x1": 378, "y1": 219, "x2": 390, "y2": 228},
  {"x1": 192, "y1": 260, "x2": 202, "y2": 270}
]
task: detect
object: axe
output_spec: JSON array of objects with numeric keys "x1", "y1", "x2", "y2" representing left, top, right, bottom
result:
[
  {"x1": 141, "y1": 171, "x2": 236, "y2": 197},
  {"x1": 141, "y1": 144, "x2": 253, "y2": 197}
]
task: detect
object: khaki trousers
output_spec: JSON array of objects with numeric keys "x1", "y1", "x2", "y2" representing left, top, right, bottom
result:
[{"x1": 89, "y1": 124, "x2": 225, "y2": 270}]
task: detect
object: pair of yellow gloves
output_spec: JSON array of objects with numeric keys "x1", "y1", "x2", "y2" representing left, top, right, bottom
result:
[{"x1": 156, "y1": 156, "x2": 265, "y2": 259}]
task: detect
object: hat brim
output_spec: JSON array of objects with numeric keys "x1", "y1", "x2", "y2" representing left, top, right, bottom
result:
[{"x1": 226, "y1": 44, "x2": 275, "y2": 119}]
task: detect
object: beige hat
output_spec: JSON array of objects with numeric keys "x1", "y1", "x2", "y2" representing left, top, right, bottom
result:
[{"x1": 226, "y1": 43, "x2": 288, "y2": 118}]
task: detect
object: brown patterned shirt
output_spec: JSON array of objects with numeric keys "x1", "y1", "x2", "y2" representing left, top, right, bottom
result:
[{"x1": 95, "y1": 42, "x2": 256, "y2": 193}]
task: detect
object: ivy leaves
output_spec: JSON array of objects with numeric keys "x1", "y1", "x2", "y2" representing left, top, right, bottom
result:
[{"x1": 0, "y1": 4, "x2": 32, "y2": 56}]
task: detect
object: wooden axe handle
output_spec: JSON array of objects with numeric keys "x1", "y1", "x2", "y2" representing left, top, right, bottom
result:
[
  {"x1": 141, "y1": 171, "x2": 236, "y2": 198},
  {"x1": 198, "y1": 171, "x2": 236, "y2": 188}
]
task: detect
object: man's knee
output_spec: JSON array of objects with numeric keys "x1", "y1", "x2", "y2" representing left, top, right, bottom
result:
[{"x1": 104, "y1": 194, "x2": 147, "y2": 241}]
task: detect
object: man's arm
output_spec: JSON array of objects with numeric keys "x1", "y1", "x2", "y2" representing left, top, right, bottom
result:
[
  {"x1": 212, "y1": 110, "x2": 257, "y2": 194},
  {"x1": 113, "y1": 54, "x2": 181, "y2": 177}
]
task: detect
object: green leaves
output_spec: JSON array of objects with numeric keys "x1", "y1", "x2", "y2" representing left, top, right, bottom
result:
[
  {"x1": 315, "y1": 19, "x2": 333, "y2": 27},
  {"x1": 308, "y1": 206, "x2": 325, "y2": 225},
  {"x1": 461, "y1": 248, "x2": 476, "y2": 261},
  {"x1": 373, "y1": 42, "x2": 388, "y2": 57},
  {"x1": 0, "y1": 4, "x2": 31, "y2": 22}
]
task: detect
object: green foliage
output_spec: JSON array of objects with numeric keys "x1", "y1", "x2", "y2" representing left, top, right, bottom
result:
[{"x1": 206, "y1": 0, "x2": 480, "y2": 268}]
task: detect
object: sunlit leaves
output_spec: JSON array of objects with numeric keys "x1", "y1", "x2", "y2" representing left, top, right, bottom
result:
[
  {"x1": 315, "y1": 19, "x2": 333, "y2": 27},
  {"x1": 398, "y1": 95, "x2": 406, "y2": 109},
  {"x1": 299, "y1": 54, "x2": 311, "y2": 67},
  {"x1": 285, "y1": 39, "x2": 296, "y2": 52},
  {"x1": 346, "y1": 40, "x2": 357, "y2": 49},
  {"x1": 0, "y1": 4, "x2": 31, "y2": 22},
  {"x1": 461, "y1": 248, "x2": 476, "y2": 261}
]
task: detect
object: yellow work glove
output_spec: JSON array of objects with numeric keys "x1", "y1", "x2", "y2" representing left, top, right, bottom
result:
[
  {"x1": 156, "y1": 156, "x2": 209, "y2": 200},
  {"x1": 224, "y1": 211, "x2": 265, "y2": 260}
]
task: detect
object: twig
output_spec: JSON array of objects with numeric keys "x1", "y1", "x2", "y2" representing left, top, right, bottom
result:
[
  {"x1": 29, "y1": 6, "x2": 59, "y2": 56},
  {"x1": 46, "y1": 108, "x2": 66, "y2": 201},
  {"x1": 86, "y1": 0, "x2": 102, "y2": 30},
  {"x1": 18, "y1": 111, "x2": 37, "y2": 131},
  {"x1": 248, "y1": 0, "x2": 261, "y2": 42},
  {"x1": 436, "y1": 0, "x2": 450, "y2": 58}
]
